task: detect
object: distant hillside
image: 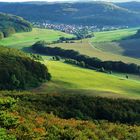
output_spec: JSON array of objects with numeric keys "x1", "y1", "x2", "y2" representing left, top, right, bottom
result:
[
  {"x1": 0, "y1": 2, "x2": 140, "y2": 26},
  {"x1": 117, "y1": 2, "x2": 140, "y2": 13},
  {"x1": 0, "y1": 13, "x2": 32, "y2": 39}
]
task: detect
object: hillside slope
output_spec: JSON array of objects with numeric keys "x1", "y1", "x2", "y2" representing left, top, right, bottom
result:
[
  {"x1": 0, "y1": 28, "x2": 75, "y2": 49},
  {"x1": 91, "y1": 28, "x2": 140, "y2": 59},
  {"x1": 33, "y1": 60, "x2": 140, "y2": 99},
  {"x1": 0, "y1": 2, "x2": 140, "y2": 26},
  {"x1": 0, "y1": 13, "x2": 32, "y2": 39},
  {"x1": 0, "y1": 46, "x2": 51, "y2": 90}
]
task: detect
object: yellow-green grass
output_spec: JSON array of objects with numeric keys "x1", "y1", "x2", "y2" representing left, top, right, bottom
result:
[
  {"x1": 1, "y1": 27, "x2": 140, "y2": 64},
  {"x1": 92, "y1": 28, "x2": 138, "y2": 43},
  {"x1": 33, "y1": 60, "x2": 140, "y2": 99},
  {"x1": 94, "y1": 39, "x2": 140, "y2": 58},
  {"x1": 113, "y1": 72, "x2": 140, "y2": 81},
  {"x1": 51, "y1": 41, "x2": 140, "y2": 65},
  {"x1": 89, "y1": 27, "x2": 140, "y2": 59},
  {"x1": 0, "y1": 28, "x2": 74, "y2": 49},
  {"x1": 51, "y1": 27, "x2": 140, "y2": 65}
]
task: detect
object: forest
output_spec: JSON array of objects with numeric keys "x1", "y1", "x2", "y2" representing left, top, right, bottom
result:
[
  {"x1": 0, "y1": 46, "x2": 51, "y2": 90},
  {"x1": 0, "y1": 13, "x2": 32, "y2": 39}
]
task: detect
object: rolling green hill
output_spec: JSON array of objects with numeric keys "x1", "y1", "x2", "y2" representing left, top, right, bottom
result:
[
  {"x1": 0, "y1": 13, "x2": 32, "y2": 39},
  {"x1": 94, "y1": 39, "x2": 140, "y2": 58},
  {"x1": 0, "y1": 28, "x2": 75, "y2": 49},
  {"x1": 91, "y1": 28, "x2": 140, "y2": 59},
  {"x1": 92, "y1": 28, "x2": 138, "y2": 43},
  {"x1": 51, "y1": 28, "x2": 140, "y2": 65},
  {"x1": 0, "y1": 25, "x2": 140, "y2": 97},
  {"x1": 33, "y1": 60, "x2": 140, "y2": 99}
]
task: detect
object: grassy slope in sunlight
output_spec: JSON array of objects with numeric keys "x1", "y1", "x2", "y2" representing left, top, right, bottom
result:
[
  {"x1": 0, "y1": 28, "x2": 74, "y2": 49},
  {"x1": 35, "y1": 60, "x2": 140, "y2": 99},
  {"x1": 51, "y1": 27, "x2": 140, "y2": 64}
]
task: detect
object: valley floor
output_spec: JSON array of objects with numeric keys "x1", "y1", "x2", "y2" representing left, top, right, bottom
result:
[{"x1": 1, "y1": 27, "x2": 140, "y2": 99}]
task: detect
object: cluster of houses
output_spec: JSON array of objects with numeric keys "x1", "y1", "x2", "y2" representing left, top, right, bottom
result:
[{"x1": 33, "y1": 21, "x2": 128, "y2": 34}]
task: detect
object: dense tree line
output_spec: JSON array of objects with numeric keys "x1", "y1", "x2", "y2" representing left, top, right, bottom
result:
[
  {"x1": 0, "y1": 47, "x2": 51, "y2": 90},
  {"x1": 51, "y1": 35, "x2": 94, "y2": 45},
  {"x1": 51, "y1": 37, "x2": 77, "y2": 44},
  {"x1": 64, "y1": 59, "x2": 112, "y2": 73},
  {"x1": 0, "y1": 13, "x2": 32, "y2": 39},
  {"x1": 64, "y1": 59, "x2": 86, "y2": 68},
  {"x1": 56, "y1": 33, "x2": 94, "y2": 43},
  {"x1": 31, "y1": 41, "x2": 140, "y2": 74}
]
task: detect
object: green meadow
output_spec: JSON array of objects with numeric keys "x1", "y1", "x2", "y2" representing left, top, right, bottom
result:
[
  {"x1": 1, "y1": 27, "x2": 140, "y2": 99},
  {"x1": 50, "y1": 27, "x2": 140, "y2": 65},
  {"x1": 1, "y1": 27, "x2": 140, "y2": 63},
  {"x1": 93, "y1": 38, "x2": 140, "y2": 58},
  {"x1": 53, "y1": 41, "x2": 140, "y2": 65},
  {"x1": 0, "y1": 28, "x2": 74, "y2": 49},
  {"x1": 92, "y1": 28, "x2": 138, "y2": 43},
  {"x1": 91, "y1": 28, "x2": 140, "y2": 59},
  {"x1": 32, "y1": 60, "x2": 140, "y2": 99}
]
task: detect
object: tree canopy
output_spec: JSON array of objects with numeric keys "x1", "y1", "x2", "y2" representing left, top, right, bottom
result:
[
  {"x1": 0, "y1": 46, "x2": 51, "y2": 90},
  {"x1": 0, "y1": 13, "x2": 32, "y2": 39}
]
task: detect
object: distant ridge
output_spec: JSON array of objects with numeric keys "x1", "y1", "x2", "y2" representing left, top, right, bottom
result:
[
  {"x1": 117, "y1": 1, "x2": 140, "y2": 12},
  {"x1": 0, "y1": 1, "x2": 140, "y2": 26}
]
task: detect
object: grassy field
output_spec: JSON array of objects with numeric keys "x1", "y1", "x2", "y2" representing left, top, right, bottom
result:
[
  {"x1": 113, "y1": 72, "x2": 140, "y2": 81},
  {"x1": 51, "y1": 41, "x2": 140, "y2": 65},
  {"x1": 94, "y1": 39, "x2": 140, "y2": 58},
  {"x1": 1, "y1": 27, "x2": 140, "y2": 98},
  {"x1": 91, "y1": 27, "x2": 140, "y2": 58},
  {"x1": 92, "y1": 28, "x2": 138, "y2": 43},
  {"x1": 1, "y1": 27, "x2": 140, "y2": 64},
  {"x1": 0, "y1": 28, "x2": 74, "y2": 49},
  {"x1": 32, "y1": 60, "x2": 140, "y2": 99},
  {"x1": 52, "y1": 27, "x2": 140, "y2": 64}
]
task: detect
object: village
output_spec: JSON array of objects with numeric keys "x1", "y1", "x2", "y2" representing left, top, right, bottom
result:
[{"x1": 33, "y1": 21, "x2": 129, "y2": 34}]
